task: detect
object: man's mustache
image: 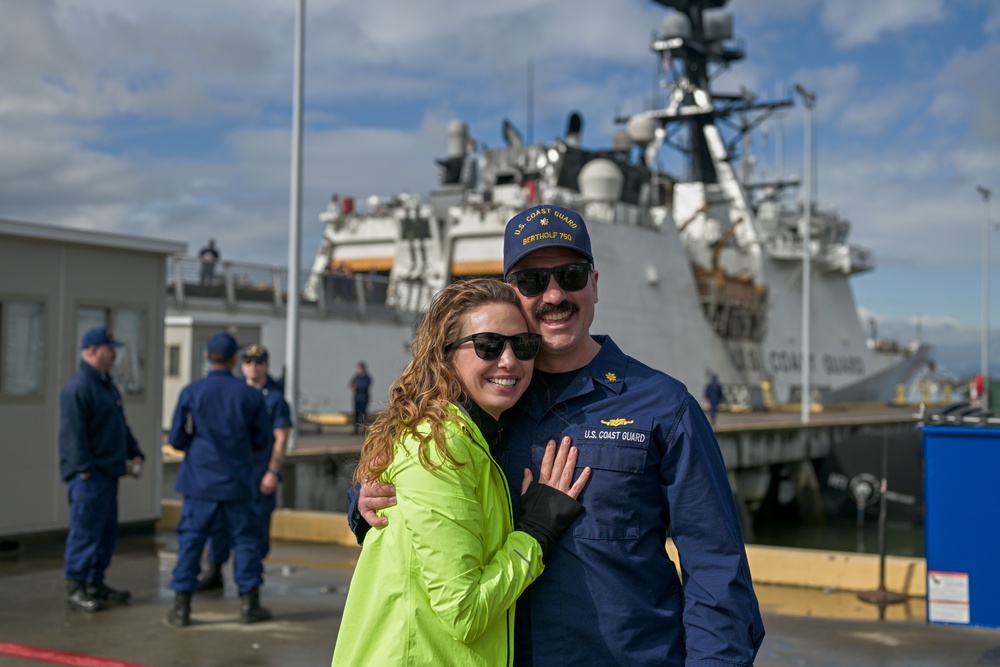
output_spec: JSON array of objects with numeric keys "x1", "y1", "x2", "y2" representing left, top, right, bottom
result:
[{"x1": 534, "y1": 301, "x2": 579, "y2": 318}]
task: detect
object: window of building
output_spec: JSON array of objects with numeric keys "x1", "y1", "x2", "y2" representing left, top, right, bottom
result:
[
  {"x1": 76, "y1": 305, "x2": 147, "y2": 396},
  {"x1": 166, "y1": 345, "x2": 181, "y2": 378},
  {"x1": 1, "y1": 300, "x2": 45, "y2": 397}
]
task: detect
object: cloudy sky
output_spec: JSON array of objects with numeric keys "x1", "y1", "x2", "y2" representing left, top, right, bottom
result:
[{"x1": 2, "y1": 0, "x2": 998, "y2": 374}]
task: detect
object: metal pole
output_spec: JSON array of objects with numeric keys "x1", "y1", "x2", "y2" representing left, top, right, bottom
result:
[
  {"x1": 875, "y1": 433, "x2": 889, "y2": 590},
  {"x1": 527, "y1": 58, "x2": 534, "y2": 146},
  {"x1": 285, "y1": 0, "x2": 305, "y2": 450},
  {"x1": 795, "y1": 84, "x2": 815, "y2": 424},
  {"x1": 857, "y1": 433, "x2": 907, "y2": 608},
  {"x1": 979, "y1": 185, "x2": 992, "y2": 410}
]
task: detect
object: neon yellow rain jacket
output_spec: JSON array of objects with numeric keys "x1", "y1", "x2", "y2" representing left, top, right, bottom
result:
[{"x1": 331, "y1": 405, "x2": 545, "y2": 666}]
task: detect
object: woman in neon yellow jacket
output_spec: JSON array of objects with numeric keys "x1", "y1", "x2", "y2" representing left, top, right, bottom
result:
[{"x1": 332, "y1": 279, "x2": 590, "y2": 666}]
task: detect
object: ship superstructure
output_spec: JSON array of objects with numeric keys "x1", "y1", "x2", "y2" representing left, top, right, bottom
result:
[{"x1": 299, "y1": 0, "x2": 926, "y2": 406}]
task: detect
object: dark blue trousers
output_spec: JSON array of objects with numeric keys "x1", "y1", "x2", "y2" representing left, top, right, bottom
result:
[
  {"x1": 354, "y1": 395, "x2": 368, "y2": 427},
  {"x1": 171, "y1": 498, "x2": 263, "y2": 594},
  {"x1": 64, "y1": 472, "x2": 119, "y2": 584},
  {"x1": 206, "y1": 489, "x2": 277, "y2": 564}
]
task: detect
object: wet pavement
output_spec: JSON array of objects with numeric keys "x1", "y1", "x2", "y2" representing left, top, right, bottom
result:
[{"x1": 2, "y1": 530, "x2": 1000, "y2": 666}]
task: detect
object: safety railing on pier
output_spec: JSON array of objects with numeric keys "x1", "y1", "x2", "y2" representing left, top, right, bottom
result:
[{"x1": 167, "y1": 255, "x2": 400, "y2": 321}]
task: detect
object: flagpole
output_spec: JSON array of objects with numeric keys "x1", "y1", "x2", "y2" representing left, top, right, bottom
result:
[{"x1": 285, "y1": 0, "x2": 304, "y2": 449}]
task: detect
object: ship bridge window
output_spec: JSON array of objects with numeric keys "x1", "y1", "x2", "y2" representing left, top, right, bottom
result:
[
  {"x1": 401, "y1": 218, "x2": 431, "y2": 240},
  {"x1": 76, "y1": 305, "x2": 147, "y2": 397},
  {"x1": 0, "y1": 299, "x2": 45, "y2": 399}
]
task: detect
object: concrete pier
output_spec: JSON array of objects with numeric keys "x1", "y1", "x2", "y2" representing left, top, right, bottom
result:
[{"x1": 1, "y1": 530, "x2": 998, "y2": 667}]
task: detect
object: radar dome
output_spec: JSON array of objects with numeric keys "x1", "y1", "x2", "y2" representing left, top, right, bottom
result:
[
  {"x1": 578, "y1": 159, "x2": 624, "y2": 202},
  {"x1": 626, "y1": 113, "x2": 657, "y2": 147},
  {"x1": 659, "y1": 13, "x2": 691, "y2": 40}
]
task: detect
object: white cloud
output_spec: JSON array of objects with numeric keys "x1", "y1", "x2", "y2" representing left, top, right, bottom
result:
[
  {"x1": 821, "y1": 0, "x2": 946, "y2": 48},
  {"x1": 0, "y1": 0, "x2": 997, "y2": 344}
]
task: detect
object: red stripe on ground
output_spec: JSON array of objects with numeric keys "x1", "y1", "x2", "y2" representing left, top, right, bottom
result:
[{"x1": 0, "y1": 642, "x2": 153, "y2": 667}]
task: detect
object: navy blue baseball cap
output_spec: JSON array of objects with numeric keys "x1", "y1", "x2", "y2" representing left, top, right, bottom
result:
[
  {"x1": 80, "y1": 326, "x2": 123, "y2": 349},
  {"x1": 502, "y1": 205, "x2": 594, "y2": 278},
  {"x1": 206, "y1": 332, "x2": 239, "y2": 360}
]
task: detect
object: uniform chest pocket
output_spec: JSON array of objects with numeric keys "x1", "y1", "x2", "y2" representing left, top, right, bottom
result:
[{"x1": 552, "y1": 419, "x2": 652, "y2": 540}]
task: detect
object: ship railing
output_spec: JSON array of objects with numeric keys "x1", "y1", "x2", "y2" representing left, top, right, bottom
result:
[{"x1": 167, "y1": 255, "x2": 400, "y2": 321}]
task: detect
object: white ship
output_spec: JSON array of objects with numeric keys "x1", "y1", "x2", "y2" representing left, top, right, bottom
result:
[{"x1": 166, "y1": 0, "x2": 927, "y2": 419}]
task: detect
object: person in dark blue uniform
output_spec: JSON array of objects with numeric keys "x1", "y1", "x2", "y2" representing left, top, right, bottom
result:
[
  {"x1": 349, "y1": 361, "x2": 372, "y2": 434},
  {"x1": 59, "y1": 326, "x2": 145, "y2": 612},
  {"x1": 705, "y1": 373, "x2": 723, "y2": 425},
  {"x1": 196, "y1": 343, "x2": 292, "y2": 592},
  {"x1": 198, "y1": 239, "x2": 220, "y2": 285},
  {"x1": 354, "y1": 205, "x2": 765, "y2": 666},
  {"x1": 166, "y1": 333, "x2": 274, "y2": 627}
]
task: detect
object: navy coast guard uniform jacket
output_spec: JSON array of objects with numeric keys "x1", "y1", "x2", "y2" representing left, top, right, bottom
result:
[
  {"x1": 59, "y1": 360, "x2": 143, "y2": 481},
  {"x1": 168, "y1": 369, "x2": 273, "y2": 501},
  {"x1": 251, "y1": 377, "x2": 292, "y2": 479},
  {"x1": 500, "y1": 336, "x2": 764, "y2": 667}
]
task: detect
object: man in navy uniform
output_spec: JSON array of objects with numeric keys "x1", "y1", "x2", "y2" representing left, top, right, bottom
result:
[
  {"x1": 196, "y1": 343, "x2": 292, "y2": 591},
  {"x1": 354, "y1": 205, "x2": 764, "y2": 666},
  {"x1": 166, "y1": 333, "x2": 274, "y2": 627},
  {"x1": 705, "y1": 373, "x2": 723, "y2": 425},
  {"x1": 59, "y1": 326, "x2": 145, "y2": 612},
  {"x1": 198, "y1": 238, "x2": 220, "y2": 285},
  {"x1": 348, "y1": 361, "x2": 371, "y2": 434}
]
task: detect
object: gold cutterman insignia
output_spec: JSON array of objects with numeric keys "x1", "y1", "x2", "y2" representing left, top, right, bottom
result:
[
  {"x1": 601, "y1": 418, "x2": 634, "y2": 427},
  {"x1": 605, "y1": 372, "x2": 618, "y2": 382},
  {"x1": 540, "y1": 217, "x2": 549, "y2": 226}
]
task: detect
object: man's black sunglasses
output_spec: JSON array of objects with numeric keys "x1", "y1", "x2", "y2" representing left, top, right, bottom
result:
[
  {"x1": 445, "y1": 332, "x2": 542, "y2": 361},
  {"x1": 506, "y1": 262, "x2": 592, "y2": 298}
]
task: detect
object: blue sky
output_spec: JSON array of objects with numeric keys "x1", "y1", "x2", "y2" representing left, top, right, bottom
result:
[{"x1": 2, "y1": 0, "x2": 999, "y2": 374}]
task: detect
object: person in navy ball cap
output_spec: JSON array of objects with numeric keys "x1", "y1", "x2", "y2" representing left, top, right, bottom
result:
[
  {"x1": 354, "y1": 204, "x2": 764, "y2": 666},
  {"x1": 166, "y1": 332, "x2": 274, "y2": 627},
  {"x1": 59, "y1": 326, "x2": 145, "y2": 612},
  {"x1": 195, "y1": 342, "x2": 292, "y2": 593}
]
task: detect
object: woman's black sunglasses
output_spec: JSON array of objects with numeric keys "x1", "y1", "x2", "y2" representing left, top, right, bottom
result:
[
  {"x1": 445, "y1": 332, "x2": 542, "y2": 361},
  {"x1": 506, "y1": 262, "x2": 592, "y2": 298}
]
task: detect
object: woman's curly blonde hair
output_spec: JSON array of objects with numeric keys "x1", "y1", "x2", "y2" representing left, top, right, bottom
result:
[{"x1": 354, "y1": 278, "x2": 523, "y2": 483}]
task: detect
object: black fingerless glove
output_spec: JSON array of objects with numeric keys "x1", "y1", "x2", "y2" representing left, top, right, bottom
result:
[{"x1": 516, "y1": 482, "x2": 584, "y2": 558}]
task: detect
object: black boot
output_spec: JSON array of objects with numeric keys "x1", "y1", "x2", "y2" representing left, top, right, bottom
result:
[
  {"x1": 87, "y1": 582, "x2": 131, "y2": 604},
  {"x1": 196, "y1": 562, "x2": 224, "y2": 592},
  {"x1": 66, "y1": 580, "x2": 104, "y2": 613},
  {"x1": 239, "y1": 588, "x2": 273, "y2": 624},
  {"x1": 166, "y1": 592, "x2": 192, "y2": 627}
]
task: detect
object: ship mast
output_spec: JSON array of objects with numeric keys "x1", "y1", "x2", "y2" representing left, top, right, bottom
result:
[{"x1": 647, "y1": 0, "x2": 791, "y2": 189}]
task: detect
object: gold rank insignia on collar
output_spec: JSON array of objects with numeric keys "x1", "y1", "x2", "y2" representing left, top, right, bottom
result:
[
  {"x1": 604, "y1": 372, "x2": 618, "y2": 382},
  {"x1": 601, "y1": 418, "x2": 634, "y2": 427}
]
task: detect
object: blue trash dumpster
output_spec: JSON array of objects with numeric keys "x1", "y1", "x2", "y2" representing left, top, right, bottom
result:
[{"x1": 923, "y1": 424, "x2": 1000, "y2": 628}]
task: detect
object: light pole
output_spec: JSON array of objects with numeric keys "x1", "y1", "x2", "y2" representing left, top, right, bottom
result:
[
  {"x1": 285, "y1": 0, "x2": 305, "y2": 449},
  {"x1": 795, "y1": 83, "x2": 816, "y2": 424},
  {"x1": 979, "y1": 185, "x2": 992, "y2": 410}
]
